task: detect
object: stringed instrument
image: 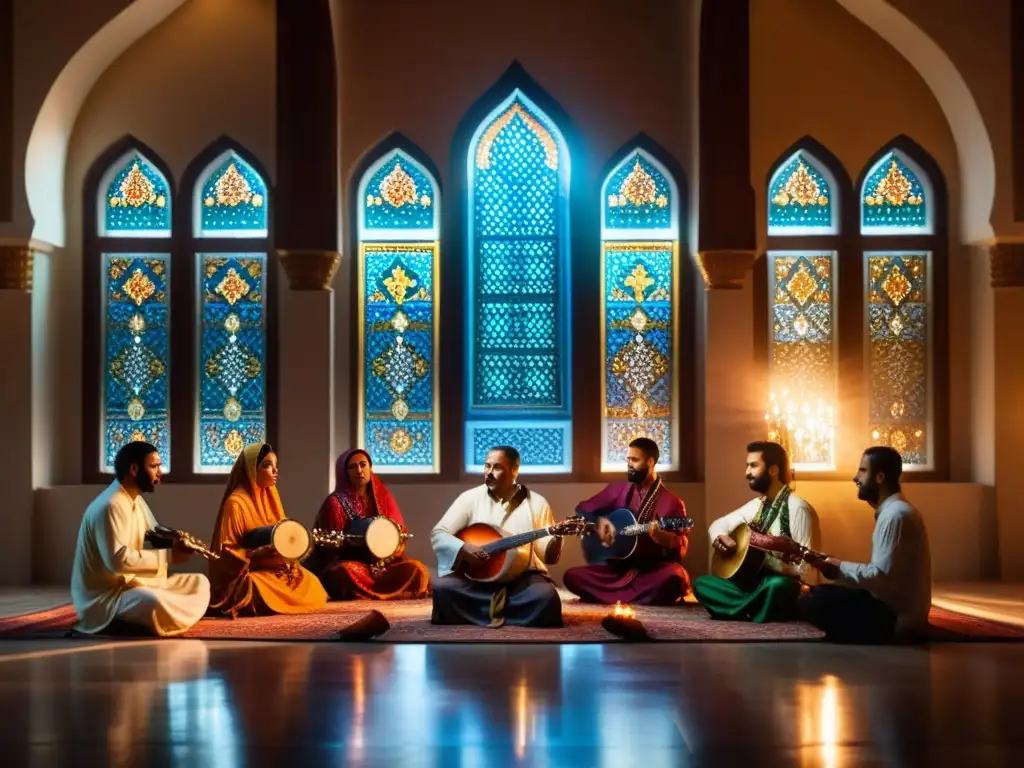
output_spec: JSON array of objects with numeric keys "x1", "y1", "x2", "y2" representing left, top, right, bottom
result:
[
  {"x1": 581, "y1": 509, "x2": 694, "y2": 565},
  {"x1": 145, "y1": 525, "x2": 221, "y2": 560},
  {"x1": 455, "y1": 515, "x2": 589, "y2": 583},
  {"x1": 710, "y1": 523, "x2": 821, "y2": 590}
]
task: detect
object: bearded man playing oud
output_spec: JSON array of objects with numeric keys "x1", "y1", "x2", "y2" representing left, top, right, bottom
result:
[
  {"x1": 71, "y1": 441, "x2": 210, "y2": 637},
  {"x1": 562, "y1": 437, "x2": 691, "y2": 605},
  {"x1": 692, "y1": 441, "x2": 818, "y2": 623}
]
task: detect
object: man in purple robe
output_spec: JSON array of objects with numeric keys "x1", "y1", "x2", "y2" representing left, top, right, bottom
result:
[{"x1": 562, "y1": 438, "x2": 691, "y2": 605}]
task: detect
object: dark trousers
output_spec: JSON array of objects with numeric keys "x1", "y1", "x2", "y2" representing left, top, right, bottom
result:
[
  {"x1": 800, "y1": 585, "x2": 898, "y2": 644},
  {"x1": 431, "y1": 571, "x2": 563, "y2": 628}
]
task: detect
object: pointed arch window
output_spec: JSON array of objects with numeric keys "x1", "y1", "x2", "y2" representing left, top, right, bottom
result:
[
  {"x1": 764, "y1": 147, "x2": 842, "y2": 470},
  {"x1": 356, "y1": 145, "x2": 441, "y2": 473},
  {"x1": 600, "y1": 148, "x2": 680, "y2": 471},
  {"x1": 85, "y1": 143, "x2": 175, "y2": 475},
  {"x1": 464, "y1": 89, "x2": 572, "y2": 473},
  {"x1": 188, "y1": 147, "x2": 274, "y2": 474},
  {"x1": 859, "y1": 147, "x2": 939, "y2": 470}
]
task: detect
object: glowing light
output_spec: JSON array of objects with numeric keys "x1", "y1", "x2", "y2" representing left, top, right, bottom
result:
[
  {"x1": 765, "y1": 390, "x2": 836, "y2": 470},
  {"x1": 611, "y1": 601, "x2": 636, "y2": 618}
]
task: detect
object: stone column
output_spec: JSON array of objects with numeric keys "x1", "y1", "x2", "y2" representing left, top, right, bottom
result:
[
  {"x1": 0, "y1": 244, "x2": 35, "y2": 585},
  {"x1": 697, "y1": 0, "x2": 761, "y2": 559},
  {"x1": 273, "y1": 0, "x2": 340, "y2": 524},
  {"x1": 990, "y1": 242, "x2": 1024, "y2": 580}
]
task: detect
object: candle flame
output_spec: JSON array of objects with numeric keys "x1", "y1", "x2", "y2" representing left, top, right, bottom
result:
[{"x1": 611, "y1": 601, "x2": 636, "y2": 618}]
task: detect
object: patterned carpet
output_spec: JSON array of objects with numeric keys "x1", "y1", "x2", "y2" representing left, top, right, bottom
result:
[{"x1": 1, "y1": 597, "x2": 1023, "y2": 643}]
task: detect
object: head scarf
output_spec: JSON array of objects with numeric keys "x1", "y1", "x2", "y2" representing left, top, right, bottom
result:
[
  {"x1": 314, "y1": 448, "x2": 404, "y2": 530},
  {"x1": 211, "y1": 443, "x2": 286, "y2": 549}
]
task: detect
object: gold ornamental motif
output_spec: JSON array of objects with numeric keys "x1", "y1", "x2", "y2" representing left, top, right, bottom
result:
[
  {"x1": 881, "y1": 266, "x2": 912, "y2": 306},
  {"x1": 223, "y1": 430, "x2": 245, "y2": 458},
  {"x1": 128, "y1": 314, "x2": 146, "y2": 335},
  {"x1": 384, "y1": 265, "x2": 417, "y2": 305},
  {"x1": 773, "y1": 161, "x2": 826, "y2": 208},
  {"x1": 785, "y1": 263, "x2": 817, "y2": 305},
  {"x1": 793, "y1": 314, "x2": 810, "y2": 337},
  {"x1": 389, "y1": 428, "x2": 414, "y2": 455},
  {"x1": 378, "y1": 162, "x2": 418, "y2": 208},
  {"x1": 223, "y1": 397, "x2": 242, "y2": 422},
  {"x1": 865, "y1": 159, "x2": 923, "y2": 207},
  {"x1": 624, "y1": 264, "x2": 654, "y2": 303},
  {"x1": 123, "y1": 269, "x2": 156, "y2": 306},
  {"x1": 111, "y1": 162, "x2": 160, "y2": 208},
  {"x1": 476, "y1": 102, "x2": 559, "y2": 171},
  {"x1": 224, "y1": 313, "x2": 241, "y2": 334},
  {"x1": 619, "y1": 160, "x2": 657, "y2": 207},
  {"x1": 391, "y1": 399, "x2": 410, "y2": 421},
  {"x1": 127, "y1": 398, "x2": 146, "y2": 421},
  {"x1": 215, "y1": 163, "x2": 253, "y2": 207},
  {"x1": 216, "y1": 268, "x2": 251, "y2": 305},
  {"x1": 888, "y1": 314, "x2": 905, "y2": 336},
  {"x1": 391, "y1": 311, "x2": 410, "y2": 333},
  {"x1": 629, "y1": 309, "x2": 649, "y2": 332}
]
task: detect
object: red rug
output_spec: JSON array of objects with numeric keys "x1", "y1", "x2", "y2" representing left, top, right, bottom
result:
[{"x1": 1, "y1": 599, "x2": 1022, "y2": 643}]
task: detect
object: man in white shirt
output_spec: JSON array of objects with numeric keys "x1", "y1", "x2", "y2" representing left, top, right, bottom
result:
[
  {"x1": 430, "y1": 445, "x2": 574, "y2": 628},
  {"x1": 692, "y1": 442, "x2": 819, "y2": 623},
  {"x1": 802, "y1": 446, "x2": 932, "y2": 643},
  {"x1": 71, "y1": 441, "x2": 211, "y2": 636}
]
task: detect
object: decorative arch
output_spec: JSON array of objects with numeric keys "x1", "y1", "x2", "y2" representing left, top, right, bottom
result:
[
  {"x1": 758, "y1": 137, "x2": 853, "y2": 471},
  {"x1": 179, "y1": 136, "x2": 277, "y2": 475},
  {"x1": 856, "y1": 136, "x2": 948, "y2": 473},
  {"x1": 598, "y1": 134, "x2": 692, "y2": 474},
  {"x1": 82, "y1": 135, "x2": 177, "y2": 478},
  {"x1": 348, "y1": 133, "x2": 443, "y2": 473},
  {"x1": 453, "y1": 62, "x2": 576, "y2": 474}
]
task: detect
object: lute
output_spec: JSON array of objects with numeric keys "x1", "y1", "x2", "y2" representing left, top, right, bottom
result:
[
  {"x1": 455, "y1": 515, "x2": 589, "y2": 583},
  {"x1": 581, "y1": 508, "x2": 694, "y2": 565}
]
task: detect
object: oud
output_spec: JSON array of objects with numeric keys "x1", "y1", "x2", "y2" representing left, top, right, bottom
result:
[
  {"x1": 581, "y1": 509, "x2": 695, "y2": 566},
  {"x1": 454, "y1": 516, "x2": 589, "y2": 583}
]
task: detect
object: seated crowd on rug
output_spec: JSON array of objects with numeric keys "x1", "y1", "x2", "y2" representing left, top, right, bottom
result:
[{"x1": 70, "y1": 435, "x2": 933, "y2": 644}]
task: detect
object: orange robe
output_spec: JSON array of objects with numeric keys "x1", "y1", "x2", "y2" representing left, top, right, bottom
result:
[{"x1": 208, "y1": 444, "x2": 327, "y2": 617}]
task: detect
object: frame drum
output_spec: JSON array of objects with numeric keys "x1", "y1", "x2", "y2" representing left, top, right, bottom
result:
[
  {"x1": 346, "y1": 516, "x2": 405, "y2": 560},
  {"x1": 241, "y1": 519, "x2": 312, "y2": 561}
]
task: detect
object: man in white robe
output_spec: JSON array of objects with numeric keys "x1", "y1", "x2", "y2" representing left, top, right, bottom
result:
[
  {"x1": 71, "y1": 442, "x2": 210, "y2": 636},
  {"x1": 803, "y1": 446, "x2": 932, "y2": 643},
  {"x1": 430, "y1": 446, "x2": 569, "y2": 628}
]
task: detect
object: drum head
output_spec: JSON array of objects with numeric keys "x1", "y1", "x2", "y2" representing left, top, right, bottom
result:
[
  {"x1": 365, "y1": 517, "x2": 401, "y2": 559},
  {"x1": 272, "y1": 519, "x2": 311, "y2": 560},
  {"x1": 710, "y1": 522, "x2": 752, "y2": 580}
]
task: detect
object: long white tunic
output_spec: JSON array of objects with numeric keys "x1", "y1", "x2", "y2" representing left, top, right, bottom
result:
[
  {"x1": 71, "y1": 480, "x2": 210, "y2": 636},
  {"x1": 835, "y1": 492, "x2": 932, "y2": 631},
  {"x1": 431, "y1": 485, "x2": 559, "y2": 577},
  {"x1": 707, "y1": 492, "x2": 819, "y2": 581}
]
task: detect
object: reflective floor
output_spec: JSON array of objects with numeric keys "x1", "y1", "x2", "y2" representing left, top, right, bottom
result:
[{"x1": 1, "y1": 638, "x2": 1023, "y2": 766}]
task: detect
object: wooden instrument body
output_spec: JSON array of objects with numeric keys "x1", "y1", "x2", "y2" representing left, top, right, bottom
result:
[
  {"x1": 581, "y1": 508, "x2": 695, "y2": 565},
  {"x1": 710, "y1": 523, "x2": 767, "y2": 591},
  {"x1": 454, "y1": 523, "x2": 534, "y2": 584},
  {"x1": 145, "y1": 525, "x2": 220, "y2": 560}
]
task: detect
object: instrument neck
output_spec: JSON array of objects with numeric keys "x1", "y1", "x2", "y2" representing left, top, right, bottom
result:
[{"x1": 481, "y1": 526, "x2": 553, "y2": 555}]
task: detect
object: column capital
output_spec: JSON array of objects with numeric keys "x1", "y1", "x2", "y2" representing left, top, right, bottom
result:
[
  {"x1": 695, "y1": 250, "x2": 757, "y2": 290},
  {"x1": 0, "y1": 245, "x2": 33, "y2": 291},
  {"x1": 989, "y1": 241, "x2": 1024, "y2": 287},
  {"x1": 277, "y1": 249, "x2": 341, "y2": 291}
]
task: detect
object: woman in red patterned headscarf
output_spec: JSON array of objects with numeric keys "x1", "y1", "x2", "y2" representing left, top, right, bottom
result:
[{"x1": 308, "y1": 449, "x2": 430, "y2": 600}]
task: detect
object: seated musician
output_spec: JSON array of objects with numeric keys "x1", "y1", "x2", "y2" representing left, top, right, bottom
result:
[
  {"x1": 71, "y1": 441, "x2": 210, "y2": 636},
  {"x1": 692, "y1": 441, "x2": 818, "y2": 623},
  {"x1": 208, "y1": 443, "x2": 328, "y2": 617},
  {"x1": 562, "y1": 437, "x2": 691, "y2": 605},
  {"x1": 308, "y1": 448, "x2": 430, "y2": 601},
  {"x1": 430, "y1": 445, "x2": 569, "y2": 628},
  {"x1": 801, "y1": 447, "x2": 931, "y2": 643}
]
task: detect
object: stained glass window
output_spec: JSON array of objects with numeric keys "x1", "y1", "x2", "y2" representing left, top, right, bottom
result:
[
  {"x1": 860, "y1": 151, "x2": 931, "y2": 234},
  {"x1": 195, "y1": 253, "x2": 268, "y2": 472},
  {"x1": 357, "y1": 149, "x2": 440, "y2": 473},
  {"x1": 766, "y1": 252, "x2": 838, "y2": 469},
  {"x1": 600, "y1": 148, "x2": 680, "y2": 471},
  {"x1": 866, "y1": 252, "x2": 931, "y2": 468},
  {"x1": 767, "y1": 151, "x2": 836, "y2": 235},
  {"x1": 101, "y1": 253, "x2": 171, "y2": 472},
  {"x1": 465, "y1": 90, "x2": 572, "y2": 473},
  {"x1": 99, "y1": 151, "x2": 171, "y2": 238},
  {"x1": 194, "y1": 151, "x2": 269, "y2": 238}
]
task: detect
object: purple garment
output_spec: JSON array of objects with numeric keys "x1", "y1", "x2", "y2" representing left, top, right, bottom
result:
[{"x1": 564, "y1": 481, "x2": 691, "y2": 606}]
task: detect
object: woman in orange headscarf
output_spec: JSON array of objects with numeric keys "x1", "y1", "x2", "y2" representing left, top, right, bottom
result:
[
  {"x1": 208, "y1": 443, "x2": 327, "y2": 616},
  {"x1": 308, "y1": 449, "x2": 430, "y2": 601}
]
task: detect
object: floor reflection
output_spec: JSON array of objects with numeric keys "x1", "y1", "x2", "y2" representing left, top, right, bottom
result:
[{"x1": 1, "y1": 639, "x2": 1023, "y2": 766}]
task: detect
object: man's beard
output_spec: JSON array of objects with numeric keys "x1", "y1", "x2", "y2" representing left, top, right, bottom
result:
[
  {"x1": 857, "y1": 481, "x2": 879, "y2": 503},
  {"x1": 627, "y1": 466, "x2": 648, "y2": 484},
  {"x1": 138, "y1": 474, "x2": 156, "y2": 493},
  {"x1": 747, "y1": 473, "x2": 770, "y2": 494}
]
